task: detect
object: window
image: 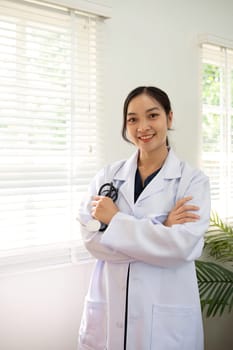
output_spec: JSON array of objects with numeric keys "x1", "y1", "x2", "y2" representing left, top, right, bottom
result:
[
  {"x1": 200, "y1": 38, "x2": 233, "y2": 222},
  {"x1": 0, "y1": 0, "x2": 104, "y2": 263}
]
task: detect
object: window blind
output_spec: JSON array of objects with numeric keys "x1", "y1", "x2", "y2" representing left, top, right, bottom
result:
[
  {"x1": 0, "y1": 0, "x2": 104, "y2": 255},
  {"x1": 201, "y1": 42, "x2": 233, "y2": 222}
]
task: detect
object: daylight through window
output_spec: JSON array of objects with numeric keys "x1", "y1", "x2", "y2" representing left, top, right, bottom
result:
[
  {"x1": 0, "y1": 0, "x2": 104, "y2": 254},
  {"x1": 201, "y1": 41, "x2": 233, "y2": 222}
]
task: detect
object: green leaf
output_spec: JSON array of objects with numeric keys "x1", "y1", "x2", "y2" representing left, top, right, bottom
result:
[
  {"x1": 195, "y1": 261, "x2": 233, "y2": 317},
  {"x1": 204, "y1": 212, "x2": 233, "y2": 264}
]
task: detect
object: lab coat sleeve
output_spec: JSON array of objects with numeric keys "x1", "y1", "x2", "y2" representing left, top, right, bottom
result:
[
  {"x1": 100, "y1": 172, "x2": 210, "y2": 268},
  {"x1": 78, "y1": 167, "x2": 136, "y2": 263},
  {"x1": 80, "y1": 226, "x2": 135, "y2": 263}
]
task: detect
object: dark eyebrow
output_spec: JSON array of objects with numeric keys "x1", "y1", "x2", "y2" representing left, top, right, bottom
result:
[
  {"x1": 127, "y1": 107, "x2": 159, "y2": 116},
  {"x1": 146, "y1": 107, "x2": 160, "y2": 113}
]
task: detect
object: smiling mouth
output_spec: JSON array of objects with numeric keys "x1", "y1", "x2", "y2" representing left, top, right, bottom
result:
[{"x1": 138, "y1": 134, "x2": 155, "y2": 142}]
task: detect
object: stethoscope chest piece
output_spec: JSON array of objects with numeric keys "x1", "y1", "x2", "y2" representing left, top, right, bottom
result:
[{"x1": 86, "y1": 219, "x2": 102, "y2": 232}]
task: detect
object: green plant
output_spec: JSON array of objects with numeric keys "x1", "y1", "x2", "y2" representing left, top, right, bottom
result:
[{"x1": 196, "y1": 212, "x2": 233, "y2": 317}]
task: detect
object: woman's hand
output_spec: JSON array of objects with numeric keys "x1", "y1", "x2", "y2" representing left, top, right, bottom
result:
[
  {"x1": 164, "y1": 196, "x2": 200, "y2": 227},
  {"x1": 91, "y1": 195, "x2": 119, "y2": 225}
]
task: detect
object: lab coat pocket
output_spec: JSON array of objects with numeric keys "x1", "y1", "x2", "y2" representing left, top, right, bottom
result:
[
  {"x1": 78, "y1": 298, "x2": 107, "y2": 350},
  {"x1": 150, "y1": 304, "x2": 198, "y2": 350},
  {"x1": 78, "y1": 260, "x2": 107, "y2": 350}
]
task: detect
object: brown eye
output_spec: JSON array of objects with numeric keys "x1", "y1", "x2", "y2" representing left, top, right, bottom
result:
[
  {"x1": 149, "y1": 113, "x2": 159, "y2": 119},
  {"x1": 127, "y1": 117, "x2": 136, "y2": 123}
]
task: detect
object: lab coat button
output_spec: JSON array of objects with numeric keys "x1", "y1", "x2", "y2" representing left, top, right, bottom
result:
[{"x1": 116, "y1": 321, "x2": 123, "y2": 328}]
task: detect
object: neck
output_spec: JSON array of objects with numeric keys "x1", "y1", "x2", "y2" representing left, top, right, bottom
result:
[{"x1": 138, "y1": 146, "x2": 169, "y2": 170}]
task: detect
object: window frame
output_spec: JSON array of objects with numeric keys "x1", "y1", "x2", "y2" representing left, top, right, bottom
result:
[{"x1": 199, "y1": 34, "x2": 233, "y2": 223}]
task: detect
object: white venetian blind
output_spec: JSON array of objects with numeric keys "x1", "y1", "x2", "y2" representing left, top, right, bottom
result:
[
  {"x1": 201, "y1": 41, "x2": 233, "y2": 222},
  {"x1": 0, "y1": 0, "x2": 104, "y2": 254}
]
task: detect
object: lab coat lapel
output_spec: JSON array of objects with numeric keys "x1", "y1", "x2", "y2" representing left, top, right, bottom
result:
[
  {"x1": 133, "y1": 148, "x2": 182, "y2": 202},
  {"x1": 138, "y1": 169, "x2": 165, "y2": 201},
  {"x1": 113, "y1": 151, "x2": 138, "y2": 210},
  {"x1": 112, "y1": 148, "x2": 182, "y2": 208}
]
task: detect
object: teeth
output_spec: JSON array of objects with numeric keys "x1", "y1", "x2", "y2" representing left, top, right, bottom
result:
[{"x1": 140, "y1": 135, "x2": 153, "y2": 140}]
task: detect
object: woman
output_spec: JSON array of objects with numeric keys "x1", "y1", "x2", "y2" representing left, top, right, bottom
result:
[{"x1": 78, "y1": 86, "x2": 210, "y2": 350}]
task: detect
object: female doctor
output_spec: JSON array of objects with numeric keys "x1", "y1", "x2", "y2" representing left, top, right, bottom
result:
[{"x1": 78, "y1": 86, "x2": 210, "y2": 350}]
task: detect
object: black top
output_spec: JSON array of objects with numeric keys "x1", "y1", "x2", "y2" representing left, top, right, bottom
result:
[{"x1": 134, "y1": 167, "x2": 161, "y2": 202}]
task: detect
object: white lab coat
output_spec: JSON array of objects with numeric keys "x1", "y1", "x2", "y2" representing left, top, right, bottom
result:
[{"x1": 79, "y1": 148, "x2": 210, "y2": 350}]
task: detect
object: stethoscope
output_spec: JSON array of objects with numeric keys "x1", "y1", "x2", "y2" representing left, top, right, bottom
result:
[
  {"x1": 98, "y1": 182, "x2": 118, "y2": 231},
  {"x1": 77, "y1": 182, "x2": 119, "y2": 232},
  {"x1": 98, "y1": 182, "x2": 118, "y2": 200}
]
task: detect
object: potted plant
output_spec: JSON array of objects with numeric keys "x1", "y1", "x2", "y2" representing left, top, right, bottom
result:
[{"x1": 196, "y1": 212, "x2": 233, "y2": 317}]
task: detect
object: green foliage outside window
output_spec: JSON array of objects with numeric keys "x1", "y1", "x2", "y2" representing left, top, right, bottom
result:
[
  {"x1": 202, "y1": 63, "x2": 221, "y2": 106},
  {"x1": 202, "y1": 113, "x2": 220, "y2": 152}
]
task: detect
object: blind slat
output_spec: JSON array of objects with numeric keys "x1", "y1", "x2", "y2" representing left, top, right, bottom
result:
[{"x1": 0, "y1": 0, "x2": 104, "y2": 252}]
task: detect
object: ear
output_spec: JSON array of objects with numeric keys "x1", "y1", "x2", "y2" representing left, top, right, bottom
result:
[{"x1": 167, "y1": 111, "x2": 173, "y2": 129}]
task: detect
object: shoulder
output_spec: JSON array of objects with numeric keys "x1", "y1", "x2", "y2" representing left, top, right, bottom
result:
[
  {"x1": 166, "y1": 150, "x2": 210, "y2": 200},
  {"x1": 176, "y1": 156, "x2": 210, "y2": 194},
  {"x1": 166, "y1": 149, "x2": 209, "y2": 194},
  {"x1": 104, "y1": 159, "x2": 127, "y2": 177},
  {"x1": 97, "y1": 150, "x2": 138, "y2": 181},
  {"x1": 181, "y1": 159, "x2": 209, "y2": 183},
  {"x1": 169, "y1": 148, "x2": 208, "y2": 178},
  {"x1": 91, "y1": 158, "x2": 127, "y2": 188}
]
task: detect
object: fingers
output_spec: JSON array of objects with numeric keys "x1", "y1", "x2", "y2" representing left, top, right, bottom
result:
[
  {"x1": 164, "y1": 211, "x2": 199, "y2": 227},
  {"x1": 91, "y1": 198, "x2": 102, "y2": 217},
  {"x1": 91, "y1": 196, "x2": 115, "y2": 219},
  {"x1": 92, "y1": 195, "x2": 103, "y2": 201},
  {"x1": 91, "y1": 196, "x2": 103, "y2": 207},
  {"x1": 175, "y1": 218, "x2": 198, "y2": 224},
  {"x1": 175, "y1": 211, "x2": 200, "y2": 221},
  {"x1": 164, "y1": 196, "x2": 201, "y2": 227},
  {"x1": 174, "y1": 196, "x2": 193, "y2": 209},
  {"x1": 91, "y1": 196, "x2": 109, "y2": 208},
  {"x1": 174, "y1": 197, "x2": 199, "y2": 213},
  {"x1": 174, "y1": 202, "x2": 200, "y2": 221},
  {"x1": 175, "y1": 215, "x2": 199, "y2": 224},
  {"x1": 176, "y1": 204, "x2": 200, "y2": 215},
  {"x1": 90, "y1": 196, "x2": 118, "y2": 224}
]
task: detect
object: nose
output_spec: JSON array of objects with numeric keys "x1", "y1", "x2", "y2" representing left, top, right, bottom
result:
[{"x1": 137, "y1": 118, "x2": 151, "y2": 132}]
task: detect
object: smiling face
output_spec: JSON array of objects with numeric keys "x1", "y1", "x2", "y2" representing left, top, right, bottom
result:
[{"x1": 126, "y1": 93, "x2": 173, "y2": 157}]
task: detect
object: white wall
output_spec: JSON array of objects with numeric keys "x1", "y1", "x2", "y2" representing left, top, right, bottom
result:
[
  {"x1": 1, "y1": 0, "x2": 233, "y2": 349},
  {"x1": 103, "y1": 0, "x2": 233, "y2": 167},
  {"x1": 0, "y1": 263, "x2": 93, "y2": 350}
]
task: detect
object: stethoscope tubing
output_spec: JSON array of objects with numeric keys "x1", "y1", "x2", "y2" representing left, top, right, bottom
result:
[{"x1": 98, "y1": 182, "x2": 118, "y2": 231}]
